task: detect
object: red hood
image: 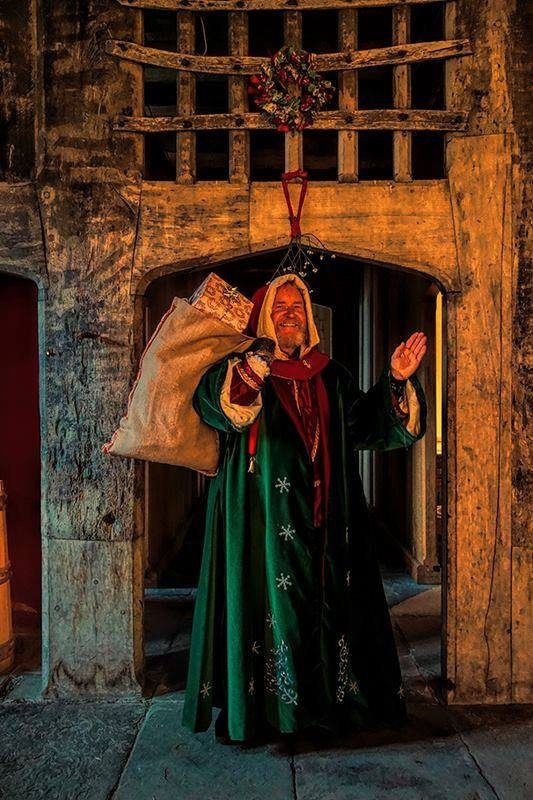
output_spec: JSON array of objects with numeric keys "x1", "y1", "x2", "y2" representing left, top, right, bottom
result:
[{"x1": 244, "y1": 284, "x2": 269, "y2": 337}]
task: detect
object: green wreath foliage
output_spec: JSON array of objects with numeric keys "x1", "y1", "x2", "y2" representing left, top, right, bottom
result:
[{"x1": 248, "y1": 46, "x2": 336, "y2": 132}]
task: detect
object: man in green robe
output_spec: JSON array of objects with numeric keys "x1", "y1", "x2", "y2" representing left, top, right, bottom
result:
[{"x1": 182, "y1": 273, "x2": 427, "y2": 743}]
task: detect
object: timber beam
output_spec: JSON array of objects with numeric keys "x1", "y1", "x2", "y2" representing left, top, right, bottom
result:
[
  {"x1": 113, "y1": 109, "x2": 467, "y2": 132},
  {"x1": 104, "y1": 38, "x2": 471, "y2": 75},
  {"x1": 117, "y1": 0, "x2": 450, "y2": 10}
]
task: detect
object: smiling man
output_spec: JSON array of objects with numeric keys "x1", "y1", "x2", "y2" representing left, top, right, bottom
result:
[
  {"x1": 182, "y1": 273, "x2": 427, "y2": 744},
  {"x1": 270, "y1": 281, "x2": 308, "y2": 357}
]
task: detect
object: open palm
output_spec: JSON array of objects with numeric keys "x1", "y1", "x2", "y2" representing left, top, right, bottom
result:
[{"x1": 390, "y1": 332, "x2": 427, "y2": 380}]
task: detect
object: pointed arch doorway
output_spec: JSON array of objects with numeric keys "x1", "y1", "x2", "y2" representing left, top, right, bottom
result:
[
  {"x1": 0, "y1": 272, "x2": 42, "y2": 683},
  {"x1": 139, "y1": 250, "x2": 445, "y2": 699}
]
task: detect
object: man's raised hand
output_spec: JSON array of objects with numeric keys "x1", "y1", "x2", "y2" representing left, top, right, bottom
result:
[{"x1": 390, "y1": 332, "x2": 427, "y2": 380}]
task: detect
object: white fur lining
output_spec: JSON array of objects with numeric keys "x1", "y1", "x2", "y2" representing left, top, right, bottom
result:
[{"x1": 219, "y1": 357, "x2": 263, "y2": 431}]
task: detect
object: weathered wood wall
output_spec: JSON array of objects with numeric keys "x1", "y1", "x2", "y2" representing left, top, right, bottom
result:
[{"x1": 0, "y1": 0, "x2": 530, "y2": 703}]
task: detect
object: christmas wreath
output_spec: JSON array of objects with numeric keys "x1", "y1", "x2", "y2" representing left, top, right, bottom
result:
[{"x1": 248, "y1": 46, "x2": 336, "y2": 132}]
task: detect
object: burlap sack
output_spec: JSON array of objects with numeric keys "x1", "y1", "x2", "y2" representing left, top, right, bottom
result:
[{"x1": 102, "y1": 298, "x2": 254, "y2": 475}]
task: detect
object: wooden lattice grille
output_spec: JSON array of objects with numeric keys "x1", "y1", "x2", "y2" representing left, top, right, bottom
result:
[{"x1": 106, "y1": 0, "x2": 468, "y2": 182}]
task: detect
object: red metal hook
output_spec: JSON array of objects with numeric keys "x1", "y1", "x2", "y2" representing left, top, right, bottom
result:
[{"x1": 281, "y1": 169, "x2": 309, "y2": 239}]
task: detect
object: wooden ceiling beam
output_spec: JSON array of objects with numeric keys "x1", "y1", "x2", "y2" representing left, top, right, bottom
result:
[
  {"x1": 117, "y1": 0, "x2": 445, "y2": 10},
  {"x1": 104, "y1": 38, "x2": 471, "y2": 74},
  {"x1": 113, "y1": 109, "x2": 467, "y2": 132}
]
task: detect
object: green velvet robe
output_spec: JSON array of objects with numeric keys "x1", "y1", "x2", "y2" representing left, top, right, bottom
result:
[{"x1": 181, "y1": 355, "x2": 427, "y2": 741}]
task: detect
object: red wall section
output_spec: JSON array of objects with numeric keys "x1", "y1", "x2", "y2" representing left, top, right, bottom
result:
[{"x1": 0, "y1": 274, "x2": 41, "y2": 613}]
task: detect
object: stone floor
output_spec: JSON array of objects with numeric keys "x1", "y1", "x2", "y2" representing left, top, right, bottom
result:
[{"x1": 1, "y1": 572, "x2": 531, "y2": 800}]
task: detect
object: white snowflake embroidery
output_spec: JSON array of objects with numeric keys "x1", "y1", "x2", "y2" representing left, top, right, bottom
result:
[
  {"x1": 345, "y1": 526, "x2": 349, "y2": 543},
  {"x1": 348, "y1": 679, "x2": 360, "y2": 695},
  {"x1": 266, "y1": 611, "x2": 277, "y2": 629},
  {"x1": 251, "y1": 640, "x2": 260, "y2": 655},
  {"x1": 265, "y1": 640, "x2": 298, "y2": 706},
  {"x1": 335, "y1": 634, "x2": 349, "y2": 703},
  {"x1": 346, "y1": 569, "x2": 351, "y2": 587},
  {"x1": 248, "y1": 677, "x2": 255, "y2": 695},
  {"x1": 278, "y1": 524, "x2": 295, "y2": 541},
  {"x1": 276, "y1": 573, "x2": 292, "y2": 591},
  {"x1": 200, "y1": 681, "x2": 211, "y2": 699},
  {"x1": 397, "y1": 684, "x2": 405, "y2": 698},
  {"x1": 275, "y1": 476, "x2": 291, "y2": 494}
]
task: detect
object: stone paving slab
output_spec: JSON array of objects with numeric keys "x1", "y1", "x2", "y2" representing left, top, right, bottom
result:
[
  {"x1": 0, "y1": 700, "x2": 146, "y2": 800},
  {"x1": 381, "y1": 570, "x2": 432, "y2": 608},
  {"x1": 1, "y1": 672, "x2": 43, "y2": 701},
  {"x1": 391, "y1": 586, "x2": 441, "y2": 617},
  {"x1": 113, "y1": 698, "x2": 294, "y2": 800},
  {"x1": 292, "y1": 733, "x2": 500, "y2": 800},
  {"x1": 447, "y1": 708, "x2": 533, "y2": 800}
]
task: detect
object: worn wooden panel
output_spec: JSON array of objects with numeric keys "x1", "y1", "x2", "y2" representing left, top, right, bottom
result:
[
  {"x1": 44, "y1": 538, "x2": 142, "y2": 697},
  {"x1": 114, "y1": 109, "x2": 467, "y2": 133},
  {"x1": 0, "y1": 184, "x2": 47, "y2": 276},
  {"x1": 511, "y1": 547, "x2": 533, "y2": 703},
  {"x1": 249, "y1": 182, "x2": 458, "y2": 287},
  {"x1": 129, "y1": 182, "x2": 458, "y2": 291},
  {"x1": 447, "y1": 133, "x2": 513, "y2": 703},
  {"x1": 105, "y1": 38, "x2": 471, "y2": 75},
  {"x1": 130, "y1": 183, "x2": 458, "y2": 289},
  {"x1": 37, "y1": 183, "x2": 142, "y2": 543},
  {"x1": 132, "y1": 183, "x2": 250, "y2": 286}
]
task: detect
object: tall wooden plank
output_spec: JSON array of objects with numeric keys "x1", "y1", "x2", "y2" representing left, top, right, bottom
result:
[
  {"x1": 338, "y1": 9, "x2": 357, "y2": 182},
  {"x1": 177, "y1": 11, "x2": 196, "y2": 183},
  {"x1": 229, "y1": 12, "x2": 249, "y2": 183},
  {"x1": 447, "y1": 134, "x2": 513, "y2": 703},
  {"x1": 393, "y1": 5, "x2": 411, "y2": 182},
  {"x1": 284, "y1": 11, "x2": 303, "y2": 172}
]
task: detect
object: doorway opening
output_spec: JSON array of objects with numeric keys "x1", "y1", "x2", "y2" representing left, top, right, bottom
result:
[
  {"x1": 140, "y1": 251, "x2": 445, "y2": 700},
  {"x1": 0, "y1": 273, "x2": 42, "y2": 693}
]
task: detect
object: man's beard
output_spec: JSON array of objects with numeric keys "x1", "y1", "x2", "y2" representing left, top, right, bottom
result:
[{"x1": 276, "y1": 325, "x2": 306, "y2": 354}]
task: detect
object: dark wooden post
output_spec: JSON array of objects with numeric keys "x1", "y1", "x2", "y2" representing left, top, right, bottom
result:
[
  {"x1": 338, "y1": 8, "x2": 357, "y2": 182},
  {"x1": 177, "y1": 11, "x2": 196, "y2": 183},
  {"x1": 229, "y1": 12, "x2": 250, "y2": 183},
  {"x1": 284, "y1": 11, "x2": 303, "y2": 172},
  {"x1": 393, "y1": 4, "x2": 411, "y2": 182}
]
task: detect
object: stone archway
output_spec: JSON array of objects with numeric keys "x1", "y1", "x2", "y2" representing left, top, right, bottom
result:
[{"x1": 133, "y1": 249, "x2": 448, "y2": 699}]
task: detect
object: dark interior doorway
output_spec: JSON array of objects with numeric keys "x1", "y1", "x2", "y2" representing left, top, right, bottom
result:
[
  {"x1": 142, "y1": 252, "x2": 444, "y2": 695},
  {"x1": 0, "y1": 273, "x2": 41, "y2": 681}
]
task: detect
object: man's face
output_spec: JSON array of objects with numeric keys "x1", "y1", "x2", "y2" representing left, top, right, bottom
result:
[{"x1": 270, "y1": 283, "x2": 308, "y2": 356}]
